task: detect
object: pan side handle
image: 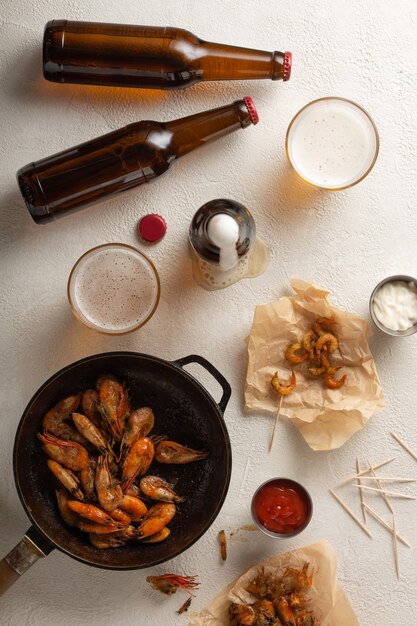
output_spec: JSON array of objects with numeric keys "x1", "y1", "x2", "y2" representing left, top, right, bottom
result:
[
  {"x1": 173, "y1": 354, "x2": 231, "y2": 415},
  {"x1": 0, "y1": 526, "x2": 54, "y2": 597}
]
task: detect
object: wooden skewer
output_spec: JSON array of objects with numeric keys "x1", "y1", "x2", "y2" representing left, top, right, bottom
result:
[
  {"x1": 366, "y1": 456, "x2": 393, "y2": 514},
  {"x1": 392, "y1": 513, "x2": 400, "y2": 580},
  {"x1": 329, "y1": 489, "x2": 373, "y2": 538},
  {"x1": 362, "y1": 503, "x2": 411, "y2": 548},
  {"x1": 390, "y1": 431, "x2": 417, "y2": 462},
  {"x1": 353, "y1": 484, "x2": 416, "y2": 499},
  {"x1": 352, "y1": 476, "x2": 416, "y2": 483},
  {"x1": 356, "y1": 458, "x2": 367, "y2": 524},
  {"x1": 269, "y1": 394, "x2": 283, "y2": 453},
  {"x1": 336, "y1": 457, "x2": 395, "y2": 487}
]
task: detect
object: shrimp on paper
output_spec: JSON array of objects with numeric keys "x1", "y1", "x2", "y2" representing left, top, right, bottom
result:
[{"x1": 271, "y1": 371, "x2": 296, "y2": 396}]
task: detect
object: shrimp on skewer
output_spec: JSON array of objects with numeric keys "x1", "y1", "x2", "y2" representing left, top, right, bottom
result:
[
  {"x1": 47, "y1": 460, "x2": 84, "y2": 500},
  {"x1": 140, "y1": 475, "x2": 184, "y2": 504},
  {"x1": 119, "y1": 407, "x2": 155, "y2": 460},
  {"x1": 67, "y1": 501, "x2": 115, "y2": 525},
  {"x1": 135, "y1": 503, "x2": 176, "y2": 538},
  {"x1": 118, "y1": 495, "x2": 148, "y2": 521},
  {"x1": 81, "y1": 389, "x2": 101, "y2": 428},
  {"x1": 95, "y1": 454, "x2": 124, "y2": 512},
  {"x1": 121, "y1": 437, "x2": 154, "y2": 490},
  {"x1": 271, "y1": 371, "x2": 296, "y2": 396},
  {"x1": 55, "y1": 489, "x2": 79, "y2": 527},
  {"x1": 155, "y1": 441, "x2": 208, "y2": 464},
  {"x1": 72, "y1": 412, "x2": 115, "y2": 458},
  {"x1": 42, "y1": 394, "x2": 86, "y2": 444},
  {"x1": 38, "y1": 432, "x2": 89, "y2": 471}
]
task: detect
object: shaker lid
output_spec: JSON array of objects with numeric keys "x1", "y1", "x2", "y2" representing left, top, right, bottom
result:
[{"x1": 137, "y1": 214, "x2": 167, "y2": 243}]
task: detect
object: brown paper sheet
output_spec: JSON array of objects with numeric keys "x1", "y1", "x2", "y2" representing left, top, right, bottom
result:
[
  {"x1": 188, "y1": 541, "x2": 359, "y2": 626},
  {"x1": 244, "y1": 279, "x2": 385, "y2": 450}
]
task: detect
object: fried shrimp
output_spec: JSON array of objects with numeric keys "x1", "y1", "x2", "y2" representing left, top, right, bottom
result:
[{"x1": 285, "y1": 343, "x2": 309, "y2": 364}]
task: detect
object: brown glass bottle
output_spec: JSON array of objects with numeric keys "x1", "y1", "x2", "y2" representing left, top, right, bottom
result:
[
  {"x1": 17, "y1": 98, "x2": 258, "y2": 223},
  {"x1": 43, "y1": 20, "x2": 292, "y2": 90}
]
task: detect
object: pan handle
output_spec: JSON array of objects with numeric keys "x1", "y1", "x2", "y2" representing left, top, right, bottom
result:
[
  {"x1": 0, "y1": 526, "x2": 54, "y2": 597},
  {"x1": 173, "y1": 355, "x2": 231, "y2": 415}
]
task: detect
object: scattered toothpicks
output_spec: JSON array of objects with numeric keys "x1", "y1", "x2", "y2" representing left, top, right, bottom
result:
[
  {"x1": 331, "y1": 445, "x2": 416, "y2": 581},
  {"x1": 390, "y1": 431, "x2": 417, "y2": 462}
]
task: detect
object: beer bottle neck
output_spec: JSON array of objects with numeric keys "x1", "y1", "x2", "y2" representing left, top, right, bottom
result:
[
  {"x1": 166, "y1": 99, "x2": 257, "y2": 159},
  {"x1": 197, "y1": 42, "x2": 290, "y2": 82}
]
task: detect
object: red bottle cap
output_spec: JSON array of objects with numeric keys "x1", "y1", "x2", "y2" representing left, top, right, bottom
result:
[
  {"x1": 243, "y1": 97, "x2": 259, "y2": 125},
  {"x1": 283, "y1": 51, "x2": 292, "y2": 82},
  {"x1": 137, "y1": 214, "x2": 167, "y2": 243}
]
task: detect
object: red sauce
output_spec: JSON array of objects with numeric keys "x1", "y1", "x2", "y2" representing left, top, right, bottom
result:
[{"x1": 252, "y1": 479, "x2": 311, "y2": 535}]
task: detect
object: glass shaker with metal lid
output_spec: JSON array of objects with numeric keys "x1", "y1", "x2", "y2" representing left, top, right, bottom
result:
[{"x1": 189, "y1": 198, "x2": 269, "y2": 290}]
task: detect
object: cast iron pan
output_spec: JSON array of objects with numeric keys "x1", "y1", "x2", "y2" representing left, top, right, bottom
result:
[{"x1": 0, "y1": 352, "x2": 231, "y2": 595}]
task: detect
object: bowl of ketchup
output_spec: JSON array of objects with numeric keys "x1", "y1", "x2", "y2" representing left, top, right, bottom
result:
[{"x1": 251, "y1": 478, "x2": 313, "y2": 538}]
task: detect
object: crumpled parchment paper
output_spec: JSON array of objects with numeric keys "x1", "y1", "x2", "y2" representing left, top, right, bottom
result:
[
  {"x1": 244, "y1": 279, "x2": 385, "y2": 450},
  {"x1": 188, "y1": 541, "x2": 359, "y2": 626}
]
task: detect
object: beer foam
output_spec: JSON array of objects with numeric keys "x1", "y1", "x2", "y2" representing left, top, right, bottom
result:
[
  {"x1": 70, "y1": 245, "x2": 159, "y2": 333},
  {"x1": 287, "y1": 98, "x2": 378, "y2": 189}
]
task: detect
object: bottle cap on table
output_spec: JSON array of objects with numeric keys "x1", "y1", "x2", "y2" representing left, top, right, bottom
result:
[
  {"x1": 243, "y1": 97, "x2": 259, "y2": 125},
  {"x1": 283, "y1": 52, "x2": 292, "y2": 81},
  {"x1": 138, "y1": 214, "x2": 167, "y2": 243}
]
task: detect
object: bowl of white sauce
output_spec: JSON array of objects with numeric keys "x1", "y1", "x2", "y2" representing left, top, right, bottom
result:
[{"x1": 370, "y1": 276, "x2": 417, "y2": 336}]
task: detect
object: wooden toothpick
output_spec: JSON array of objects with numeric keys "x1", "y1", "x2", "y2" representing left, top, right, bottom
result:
[
  {"x1": 353, "y1": 484, "x2": 416, "y2": 500},
  {"x1": 356, "y1": 458, "x2": 367, "y2": 524},
  {"x1": 329, "y1": 489, "x2": 373, "y2": 538},
  {"x1": 269, "y1": 395, "x2": 283, "y2": 453},
  {"x1": 390, "y1": 431, "x2": 417, "y2": 462},
  {"x1": 366, "y1": 456, "x2": 394, "y2": 513},
  {"x1": 392, "y1": 513, "x2": 400, "y2": 580}
]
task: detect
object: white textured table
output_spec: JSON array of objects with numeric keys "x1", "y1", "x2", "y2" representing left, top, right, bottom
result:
[{"x1": 1, "y1": 1, "x2": 417, "y2": 624}]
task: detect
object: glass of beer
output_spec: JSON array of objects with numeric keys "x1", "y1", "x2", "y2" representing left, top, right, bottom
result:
[
  {"x1": 285, "y1": 97, "x2": 379, "y2": 190},
  {"x1": 67, "y1": 243, "x2": 160, "y2": 334}
]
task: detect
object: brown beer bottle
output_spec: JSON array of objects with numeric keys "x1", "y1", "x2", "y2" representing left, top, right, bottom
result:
[
  {"x1": 17, "y1": 98, "x2": 259, "y2": 223},
  {"x1": 43, "y1": 20, "x2": 292, "y2": 90}
]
